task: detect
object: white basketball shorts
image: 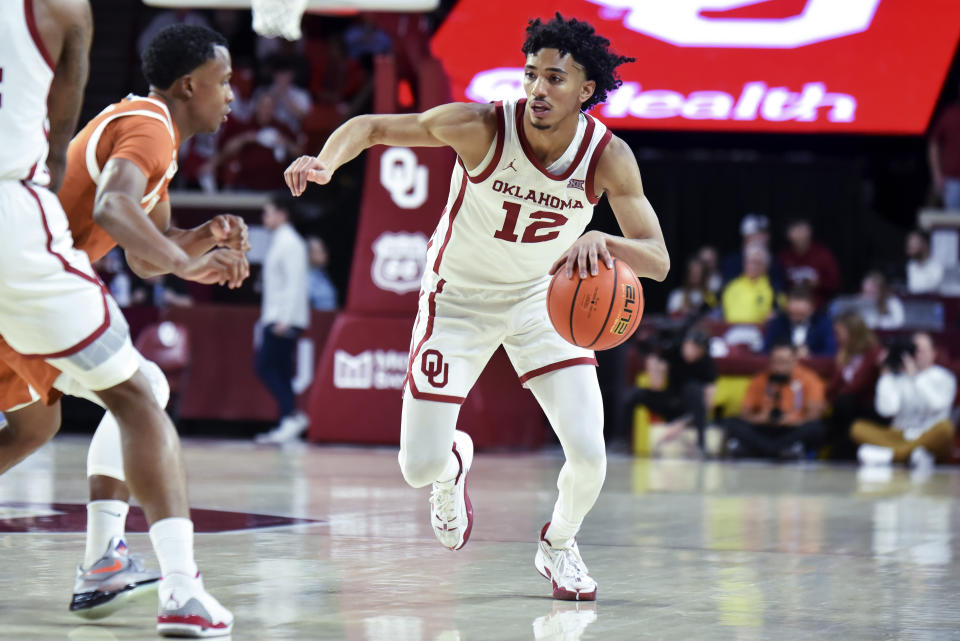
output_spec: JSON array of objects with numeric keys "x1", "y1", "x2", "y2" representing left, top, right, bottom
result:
[
  {"x1": 404, "y1": 273, "x2": 597, "y2": 404},
  {"x1": 0, "y1": 181, "x2": 139, "y2": 392}
]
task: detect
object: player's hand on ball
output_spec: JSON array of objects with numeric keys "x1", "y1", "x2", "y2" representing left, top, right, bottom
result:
[
  {"x1": 284, "y1": 155, "x2": 333, "y2": 197},
  {"x1": 549, "y1": 231, "x2": 614, "y2": 279},
  {"x1": 210, "y1": 214, "x2": 250, "y2": 253}
]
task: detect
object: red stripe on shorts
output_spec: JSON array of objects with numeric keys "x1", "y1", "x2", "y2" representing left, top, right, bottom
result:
[
  {"x1": 518, "y1": 357, "x2": 598, "y2": 385},
  {"x1": 18, "y1": 181, "x2": 112, "y2": 359}
]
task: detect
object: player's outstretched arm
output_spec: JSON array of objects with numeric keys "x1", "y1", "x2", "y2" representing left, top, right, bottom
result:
[
  {"x1": 551, "y1": 137, "x2": 670, "y2": 282},
  {"x1": 45, "y1": 0, "x2": 93, "y2": 193},
  {"x1": 284, "y1": 102, "x2": 496, "y2": 197}
]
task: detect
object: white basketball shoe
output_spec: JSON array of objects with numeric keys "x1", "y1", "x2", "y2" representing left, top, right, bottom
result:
[
  {"x1": 429, "y1": 430, "x2": 474, "y2": 550},
  {"x1": 534, "y1": 523, "x2": 598, "y2": 601},
  {"x1": 156, "y1": 573, "x2": 233, "y2": 638}
]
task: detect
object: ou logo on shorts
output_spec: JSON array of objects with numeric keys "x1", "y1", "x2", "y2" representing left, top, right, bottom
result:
[
  {"x1": 381, "y1": 147, "x2": 428, "y2": 209},
  {"x1": 421, "y1": 349, "x2": 449, "y2": 388},
  {"x1": 587, "y1": 0, "x2": 882, "y2": 48}
]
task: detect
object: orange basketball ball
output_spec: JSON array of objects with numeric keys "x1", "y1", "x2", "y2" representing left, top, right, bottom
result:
[{"x1": 546, "y1": 258, "x2": 644, "y2": 350}]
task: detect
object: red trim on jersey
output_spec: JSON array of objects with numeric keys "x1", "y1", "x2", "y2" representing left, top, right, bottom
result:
[
  {"x1": 585, "y1": 129, "x2": 613, "y2": 205},
  {"x1": 518, "y1": 357, "x2": 598, "y2": 385},
  {"x1": 403, "y1": 279, "x2": 466, "y2": 405},
  {"x1": 515, "y1": 99, "x2": 596, "y2": 182},
  {"x1": 431, "y1": 171, "x2": 468, "y2": 275},
  {"x1": 24, "y1": 0, "x2": 56, "y2": 72},
  {"x1": 460, "y1": 101, "x2": 505, "y2": 184},
  {"x1": 18, "y1": 181, "x2": 111, "y2": 359}
]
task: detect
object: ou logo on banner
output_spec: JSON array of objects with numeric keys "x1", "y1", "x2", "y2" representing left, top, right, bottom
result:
[
  {"x1": 381, "y1": 147, "x2": 428, "y2": 209},
  {"x1": 588, "y1": 0, "x2": 882, "y2": 48}
]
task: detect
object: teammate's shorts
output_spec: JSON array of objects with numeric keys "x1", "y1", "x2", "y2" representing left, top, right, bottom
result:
[
  {"x1": 404, "y1": 273, "x2": 597, "y2": 404},
  {"x1": 0, "y1": 181, "x2": 139, "y2": 409}
]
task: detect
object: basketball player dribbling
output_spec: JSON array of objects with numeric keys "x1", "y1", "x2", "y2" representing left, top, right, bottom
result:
[
  {"x1": 286, "y1": 14, "x2": 669, "y2": 600},
  {"x1": 0, "y1": 5, "x2": 235, "y2": 636}
]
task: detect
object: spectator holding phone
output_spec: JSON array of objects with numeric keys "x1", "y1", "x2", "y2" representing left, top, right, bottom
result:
[{"x1": 723, "y1": 342, "x2": 826, "y2": 459}]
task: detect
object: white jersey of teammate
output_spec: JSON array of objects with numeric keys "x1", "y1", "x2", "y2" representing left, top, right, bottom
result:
[
  {"x1": 0, "y1": 0, "x2": 55, "y2": 186},
  {"x1": 425, "y1": 98, "x2": 611, "y2": 289}
]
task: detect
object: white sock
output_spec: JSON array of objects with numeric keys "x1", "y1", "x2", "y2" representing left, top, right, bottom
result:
[
  {"x1": 436, "y1": 451, "x2": 461, "y2": 483},
  {"x1": 84, "y1": 500, "x2": 129, "y2": 567},
  {"x1": 149, "y1": 517, "x2": 199, "y2": 580},
  {"x1": 544, "y1": 512, "x2": 581, "y2": 548}
]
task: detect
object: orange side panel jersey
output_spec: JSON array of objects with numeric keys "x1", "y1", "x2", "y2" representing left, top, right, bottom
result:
[{"x1": 58, "y1": 94, "x2": 181, "y2": 263}]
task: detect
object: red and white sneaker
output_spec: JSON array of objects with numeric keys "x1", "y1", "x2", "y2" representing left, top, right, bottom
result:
[
  {"x1": 156, "y1": 573, "x2": 233, "y2": 638},
  {"x1": 429, "y1": 430, "x2": 474, "y2": 550},
  {"x1": 534, "y1": 523, "x2": 597, "y2": 601}
]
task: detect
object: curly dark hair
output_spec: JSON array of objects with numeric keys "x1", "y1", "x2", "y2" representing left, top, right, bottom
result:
[
  {"x1": 142, "y1": 24, "x2": 228, "y2": 90},
  {"x1": 521, "y1": 13, "x2": 634, "y2": 111}
]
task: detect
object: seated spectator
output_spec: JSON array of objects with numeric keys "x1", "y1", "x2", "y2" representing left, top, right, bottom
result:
[
  {"x1": 723, "y1": 341, "x2": 827, "y2": 459},
  {"x1": 720, "y1": 213, "x2": 785, "y2": 291},
  {"x1": 666, "y1": 257, "x2": 716, "y2": 318},
  {"x1": 851, "y1": 332, "x2": 956, "y2": 467},
  {"x1": 763, "y1": 286, "x2": 836, "y2": 358},
  {"x1": 778, "y1": 218, "x2": 841, "y2": 308},
  {"x1": 905, "y1": 229, "x2": 944, "y2": 294},
  {"x1": 722, "y1": 243, "x2": 776, "y2": 324},
  {"x1": 858, "y1": 271, "x2": 905, "y2": 330},
  {"x1": 215, "y1": 92, "x2": 302, "y2": 191},
  {"x1": 826, "y1": 311, "x2": 882, "y2": 459},
  {"x1": 697, "y1": 245, "x2": 723, "y2": 297},
  {"x1": 626, "y1": 328, "x2": 716, "y2": 453},
  {"x1": 261, "y1": 55, "x2": 312, "y2": 135},
  {"x1": 307, "y1": 236, "x2": 337, "y2": 310}
]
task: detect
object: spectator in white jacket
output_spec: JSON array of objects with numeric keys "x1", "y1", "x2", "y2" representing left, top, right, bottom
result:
[
  {"x1": 851, "y1": 332, "x2": 956, "y2": 467},
  {"x1": 906, "y1": 230, "x2": 944, "y2": 294},
  {"x1": 254, "y1": 192, "x2": 311, "y2": 444}
]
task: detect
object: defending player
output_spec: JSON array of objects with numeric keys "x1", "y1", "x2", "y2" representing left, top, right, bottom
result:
[
  {"x1": 285, "y1": 14, "x2": 669, "y2": 601},
  {"x1": 0, "y1": 9, "x2": 237, "y2": 636}
]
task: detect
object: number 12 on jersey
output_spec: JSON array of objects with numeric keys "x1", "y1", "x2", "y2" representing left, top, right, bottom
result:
[{"x1": 493, "y1": 201, "x2": 568, "y2": 244}]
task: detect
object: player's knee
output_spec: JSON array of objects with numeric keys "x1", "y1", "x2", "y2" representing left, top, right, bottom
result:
[
  {"x1": 566, "y1": 435, "x2": 606, "y2": 480},
  {"x1": 399, "y1": 449, "x2": 449, "y2": 488},
  {"x1": 139, "y1": 359, "x2": 170, "y2": 409},
  {"x1": 97, "y1": 371, "x2": 161, "y2": 416}
]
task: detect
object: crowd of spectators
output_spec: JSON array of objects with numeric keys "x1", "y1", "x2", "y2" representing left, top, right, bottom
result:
[{"x1": 631, "y1": 211, "x2": 959, "y2": 469}]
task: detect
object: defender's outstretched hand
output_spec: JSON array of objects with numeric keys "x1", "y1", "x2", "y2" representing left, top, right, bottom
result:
[{"x1": 284, "y1": 155, "x2": 333, "y2": 197}]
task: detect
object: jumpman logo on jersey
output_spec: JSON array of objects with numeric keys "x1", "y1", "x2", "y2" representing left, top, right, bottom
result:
[{"x1": 505, "y1": 159, "x2": 518, "y2": 172}]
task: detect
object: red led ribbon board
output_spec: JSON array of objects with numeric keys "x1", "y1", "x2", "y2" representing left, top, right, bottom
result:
[{"x1": 432, "y1": 0, "x2": 960, "y2": 134}]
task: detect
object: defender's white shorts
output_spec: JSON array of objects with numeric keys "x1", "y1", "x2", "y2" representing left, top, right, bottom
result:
[
  {"x1": 404, "y1": 274, "x2": 597, "y2": 404},
  {"x1": 0, "y1": 181, "x2": 139, "y2": 393}
]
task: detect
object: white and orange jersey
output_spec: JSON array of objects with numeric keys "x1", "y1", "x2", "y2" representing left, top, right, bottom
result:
[
  {"x1": 0, "y1": 0, "x2": 56, "y2": 185},
  {"x1": 58, "y1": 95, "x2": 180, "y2": 263},
  {"x1": 425, "y1": 98, "x2": 612, "y2": 290}
]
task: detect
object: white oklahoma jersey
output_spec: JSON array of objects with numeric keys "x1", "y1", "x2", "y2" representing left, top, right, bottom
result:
[
  {"x1": 0, "y1": 0, "x2": 140, "y2": 405},
  {"x1": 405, "y1": 99, "x2": 611, "y2": 404},
  {"x1": 0, "y1": 0, "x2": 55, "y2": 186},
  {"x1": 425, "y1": 99, "x2": 611, "y2": 289}
]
